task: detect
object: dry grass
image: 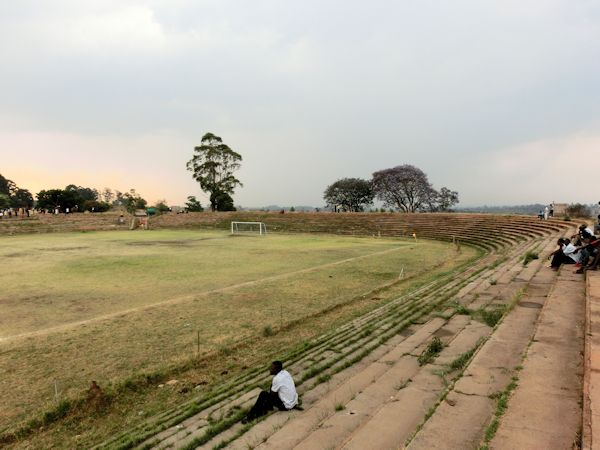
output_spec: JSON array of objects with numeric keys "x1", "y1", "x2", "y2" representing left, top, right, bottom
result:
[{"x1": 0, "y1": 229, "x2": 476, "y2": 447}]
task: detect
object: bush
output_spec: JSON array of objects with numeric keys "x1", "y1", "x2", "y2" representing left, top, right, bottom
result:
[
  {"x1": 566, "y1": 203, "x2": 591, "y2": 218},
  {"x1": 82, "y1": 200, "x2": 111, "y2": 212}
]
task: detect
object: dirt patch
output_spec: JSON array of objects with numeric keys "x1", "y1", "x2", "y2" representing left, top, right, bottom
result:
[
  {"x1": 34, "y1": 246, "x2": 90, "y2": 252},
  {"x1": 125, "y1": 240, "x2": 194, "y2": 247},
  {"x1": 517, "y1": 301, "x2": 543, "y2": 309}
]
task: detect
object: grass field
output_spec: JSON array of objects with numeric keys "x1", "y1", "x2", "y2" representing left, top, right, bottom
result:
[{"x1": 0, "y1": 229, "x2": 477, "y2": 447}]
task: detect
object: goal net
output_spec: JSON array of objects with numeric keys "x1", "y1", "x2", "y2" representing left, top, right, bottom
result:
[{"x1": 230, "y1": 221, "x2": 267, "y2": 235}]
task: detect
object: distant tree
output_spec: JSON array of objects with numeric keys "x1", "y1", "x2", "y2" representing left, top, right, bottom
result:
[
  {"x1": 82, "y1": 200, "x2": 111, "y2": 212},
  {"x1": 113, "y1": 190, "x2": 125, "y2": 206},
  {"x1": 154, "y1": 199, "x2": 171, "y2": 213},
  {"x1": 566, "y1": 203, "x2": 591, "y2": 218},
  {"x1": 0, "y1": 174, "x2": 16, "y2": 196},
  {"x1": 36, "y1": 189, "x2": 69, "y2": 210},
  {"x1": 372, "y1": 165, "x2": 459, "y2": 213},
  {"x1": 186, "y1": 133, "x2": 243, "y2": 211},
  {"x1": 372, "y1": 165, "x2": 433, "y2": 212},
  {"x1": 436, "y1": 187, "x2": 459, "y2": 211},
  {"x1": 64, "y1": 184, "x2": 98, "y2": 206},
  {"x1": 185, "y1": 196, "x2": 204, "y2": 212},
  {"x1": 423, "y1": 186, "x2": 459, "y2": 212},
  {"x1": 0, "y1": 193, "x2": 10, "y2": 209},
  {"x1": 10, "y1": 188, "x2": 34, "y2": 208},
  {"x1": 102, "y1": 188, "x2": 114, "y2": 204},
  {"x1": 211, "y1": 191, "x2": 236, "y2": 211},
  {"x1": 122, "y1": 189, "x2": 147, "y2": 214},
  {"x1": 324, "y1": 178, "x2": 374, "y2": 212}
]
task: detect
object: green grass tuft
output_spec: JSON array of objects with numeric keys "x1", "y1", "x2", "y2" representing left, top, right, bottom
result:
[{"x1": 418, "y1": 337, "x2": 444, "y2": 366}]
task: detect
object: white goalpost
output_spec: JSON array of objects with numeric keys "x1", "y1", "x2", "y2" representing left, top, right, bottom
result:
[{"x1": 230, "y1": 221, "x2": 267, "y2": 235}]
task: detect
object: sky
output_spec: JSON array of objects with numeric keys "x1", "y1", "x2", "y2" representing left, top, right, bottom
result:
[{"x1": 1, "y1": 0, "x2": 600, "y2": 208}]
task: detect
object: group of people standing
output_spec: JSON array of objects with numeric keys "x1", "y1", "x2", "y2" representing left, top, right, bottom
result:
[
  {"x1": 549, "y1": 223, "x2": 600, "y2": 273},
  {"x1": 538, "y1": 203, "x2": 555, "y2": 220},
  {"x1": 0, "y1": 207, "x2": 32, "y2": 218}
]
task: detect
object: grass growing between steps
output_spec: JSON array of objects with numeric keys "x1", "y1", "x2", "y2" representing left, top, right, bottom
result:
[
  {"x1": 418, "y1": 337, "x2": 444, "y2": 365},
  {"x1": 479, "y1": 372, "x2": 520, "y2": 450}
]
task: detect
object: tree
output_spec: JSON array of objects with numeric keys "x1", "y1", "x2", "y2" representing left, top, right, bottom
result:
[
  {"x1": 323, "y1": 178, "x2": 374, "y2": 212},
  {"x1": 371, "y1": 165, "x2": 459, "y2": 213},
  {"x1": 210, "y1": 191, "x2": 236, "y2": 211},
  {"x1": 122, "y1": 189, "x2": 147, "y2": 214},
  {"x1": 0, "y1": 174, "x2": 16, "y2": 196},
  {"x1": 11, "y1": 188, "x2": 34, "y2": 208},
  {"x1": 566, "y1": 203, "x2": 591, "y2": 218},
  {"x1": 186, "y1": 133, "x2": 242, "y2": 211},
  {"x1": 154, "y1": 199, "x2": 171, "y2": 213},
  {"x1": 422, "y1": 186, "x2": 459, "y2": 212},
  {"x1": 0, "y1": 193, "x2": 10, "y2": 209},
  {"x1": 372, "y1": 165, "x2": 433, "y2": 212},
  {"x1": 185, "y1": 196, "x2": 204, "y2": 212},
  {"x1": 36, "y1": 189, "x2": 68, "y2": 210},
  {"x1": 101, "y1": 188, "x2": 114, "y2": 204},
  {"x1": 436, "y1": 187, "x2": 459, "y2": 211},
  {"x1": 82, "y1": 200, "x2": 111, "y2": 212}
]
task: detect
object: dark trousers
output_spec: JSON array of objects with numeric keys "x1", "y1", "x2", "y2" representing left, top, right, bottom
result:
[
  {"x1": 246, "y1": 390, "x2": 286, "y2": 420},
  {"x1": 551, "y1": 252, "x2": 575, "y2": 268}
]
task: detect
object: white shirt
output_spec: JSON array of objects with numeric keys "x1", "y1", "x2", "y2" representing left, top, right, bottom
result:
[
  {"x1": 563, "y1": 243, "x2": 581, "y2": 263},
  {"x1": 271, "y1": 370, "x2": 298, "y2": 409}
]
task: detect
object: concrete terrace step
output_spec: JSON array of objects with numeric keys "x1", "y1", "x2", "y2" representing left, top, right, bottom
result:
[
  {"x1": 488, "y1": 269, "x2": 585, "y2": 449},
  {"x1": 405, "y1": 238, "x2": 583, "y2": 450},
  {"x1": 584, "y1": 271, "x2": 600, "y2": 450}
]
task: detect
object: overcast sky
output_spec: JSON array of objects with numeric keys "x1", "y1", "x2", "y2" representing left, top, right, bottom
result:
[{"x1": 1, "y1": 0, "x2": 599, "y2": 207}]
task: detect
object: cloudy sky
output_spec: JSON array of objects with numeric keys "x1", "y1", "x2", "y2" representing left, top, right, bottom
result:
[{"x1": 1, "y1": 0, "x2": 599, "y2": 207}]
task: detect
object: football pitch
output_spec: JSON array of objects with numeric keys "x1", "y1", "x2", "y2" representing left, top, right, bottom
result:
[{"x1": 0, "y1": 229, "x2": 476, "y2": 440}]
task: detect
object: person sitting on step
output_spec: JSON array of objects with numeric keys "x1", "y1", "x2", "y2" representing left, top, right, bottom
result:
[
  {"x1": 549, "y1": 238, "x2": 580, "y2": 270},
  {"x1": 242, "y1": 361, "x2": 299, "y2": 424}
]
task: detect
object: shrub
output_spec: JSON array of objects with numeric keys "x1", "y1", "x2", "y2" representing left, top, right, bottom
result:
[{"x1": 262, "y1": 325, "x2": 274, "y2": 337}]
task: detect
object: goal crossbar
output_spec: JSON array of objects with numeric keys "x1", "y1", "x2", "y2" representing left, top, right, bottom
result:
[{"x1": 230, "y1": 221, "x2": 267, "y2": 235}]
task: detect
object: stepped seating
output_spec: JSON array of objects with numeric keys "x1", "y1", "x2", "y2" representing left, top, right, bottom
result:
[
  {"x1": 94, "y1": 219, "x2": 574, "y2": 449},
  {"x1": 2, "y1": 212, "x2": 579, "y2": 449}
]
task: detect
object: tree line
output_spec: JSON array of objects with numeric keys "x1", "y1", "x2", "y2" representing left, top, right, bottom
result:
[
  {"x1": 0, "y1": 174, "x2": 151, "y2": 214},
  {"x1": 323, "y1": 165, "x2": 459, "y2": 212}
]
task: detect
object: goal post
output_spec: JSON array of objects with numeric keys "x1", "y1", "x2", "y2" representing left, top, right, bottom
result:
[{"x1": 230, "y1": 221, "x2": 267, "y2": 235}]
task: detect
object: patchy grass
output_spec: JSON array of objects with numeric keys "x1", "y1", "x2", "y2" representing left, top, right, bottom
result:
[
  {"x1": 0, "y1": 229, "x2": 477, "y2": 448},
  {"x1": 481, "y1": 376, "x2": 519, "y2": 448},
  {"x1": 418, "y1": 337, "x2": 444, "y2": 366},
  {"x1": 522, "y1": 250, "x2": 539, "y2": 266}
]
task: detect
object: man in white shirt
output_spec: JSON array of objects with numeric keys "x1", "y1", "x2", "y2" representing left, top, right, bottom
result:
[
  {"x1": 242, "y1": 361, "x2": 298, "y2": 423},
  {"x1": 549, "y1": 238, "x2": 580, "y2": 269}
]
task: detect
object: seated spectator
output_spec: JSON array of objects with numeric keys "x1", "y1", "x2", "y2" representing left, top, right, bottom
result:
[
  {"x1": 575, "y1": 237, "x2": 600, "y2": 273},
  {"x1": 595, "y1": 215, "x2": 600, "y2": 235},
  {"x1": 549, "y1": 238, "x2": 580, "y2": 270},
  {"x1": 572, "y1": 224, "x2": 595, "y2": 246},
  {"x1": 242, "y1": 361, "x2": 299, "y2": 424}
]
